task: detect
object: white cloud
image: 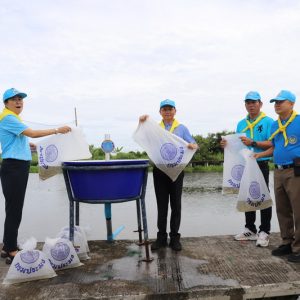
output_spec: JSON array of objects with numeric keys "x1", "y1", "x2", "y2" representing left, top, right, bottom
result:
[{"x1": 1, "y1": 0, "x2": 300, "y2": 150}]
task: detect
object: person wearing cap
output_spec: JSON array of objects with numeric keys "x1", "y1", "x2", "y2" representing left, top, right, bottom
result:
[
  {"x1": 255, "y1": 90, "x2": 300, "y2": 262},
  {"x1": 0, "y1": 88, "x2": 71, "y2": 264},
  {"x1": 139, "y1": 99, "x2": 198, "y2": 251},
  {"x1": 221, "y1": 91, "x2": 273, "y2": 247}
]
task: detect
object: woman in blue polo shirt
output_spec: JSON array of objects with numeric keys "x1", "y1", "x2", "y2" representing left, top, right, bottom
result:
[{"x1": 0, "y1": 88, "x2": 71, "y2": 264}]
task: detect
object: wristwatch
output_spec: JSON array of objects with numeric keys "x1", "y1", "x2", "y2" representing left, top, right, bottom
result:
[{"x1": 251, "y1": 141, "x2": 258, "y2": 147}]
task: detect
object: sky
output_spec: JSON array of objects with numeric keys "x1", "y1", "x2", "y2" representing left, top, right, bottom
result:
[{"x1": 1, "y1": 0, "x2": 300, "y2": 151}]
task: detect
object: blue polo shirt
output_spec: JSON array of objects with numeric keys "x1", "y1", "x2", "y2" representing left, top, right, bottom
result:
[
  {"x1": 271, "y1": 115, "x2": 300, "y2": 165},
  {"x1": 236, "y1": 114, "x2": 274, "y2": 161},
  {"x1": 164, "y1": 123, "x2": 196, "y2": 144},
  {"x1": 0, "y1": 115, "x2": 31, "y2": 160}
]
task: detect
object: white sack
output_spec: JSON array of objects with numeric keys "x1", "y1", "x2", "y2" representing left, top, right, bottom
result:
[
  {"x1": 57, "y1": 230, "x2": 90, "y2": 261},
  {"x1": 36, "y1": 127, "x2": 91, "y2": 180},
  {"x1": 222, "y1": 133, "x2": 248, "y2": 194},
  {"x1": 133, "y1": 117, "x2": 197, "y2": 181},
  {"x1": 236, "y1": 149, "x2": 273, "y2": 212},
  {"x1": 60, "y1": 225, "x2": 90, "y2": 254},
  {"x1": 43, "y1": 237, "x2": 82, "y2": 270},
  {"x1": 3, "y1": 237, "x2": 57, "y2": 284}
]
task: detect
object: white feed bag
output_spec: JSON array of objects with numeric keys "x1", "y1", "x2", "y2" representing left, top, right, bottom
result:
[
  {"x1": 236, "y1": 149, "x2": 273, "y2": 212},
  {"x1": 133, "y1": 117, "x2": 196, "y2": 181},
  {"x1": 222, "y1": 133, "x2": 248, "y2": 194}
]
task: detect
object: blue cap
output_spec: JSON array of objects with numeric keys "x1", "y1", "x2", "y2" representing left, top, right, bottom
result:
[
  {"x1": 3, "y1": 88, "x2": 27, "y2": 102},
  {"x1": 160, "y1": 99, "x2": 176, "y2": 109},
  {"x1": 244, "y1": 91, "x2": 261, "y2": 101},
  {"x1": 270, "y1": 90, "x2": 296, "y2": 103}
]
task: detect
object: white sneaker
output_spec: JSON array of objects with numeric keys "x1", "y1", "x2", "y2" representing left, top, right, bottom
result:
[
  {"x1": 234, "y1": 228, "x2": 258, "y2": 241},
  {"x1": 256, "y1": 231, "x2": 269, "y2": 247}
]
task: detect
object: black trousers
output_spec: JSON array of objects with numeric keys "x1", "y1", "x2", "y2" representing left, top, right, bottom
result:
[
  {"x1": 1, "y1": 159, "x2": 30, "y2": 252},
  {"x1": 153, "y1": 166, "x2": 184, "y2": 237},
  {"x1": 245, "y1": 160, "x2": 272, "y2": 234}
]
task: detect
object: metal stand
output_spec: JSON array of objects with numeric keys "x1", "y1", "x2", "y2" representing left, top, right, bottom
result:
[{"x1": 62, "y1": 162, "x2": 153, "y2": 262}]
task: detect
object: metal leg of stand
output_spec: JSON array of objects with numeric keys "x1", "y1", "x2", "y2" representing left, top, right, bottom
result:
[
  {"x1": 134, "y1": 199, "x2": 143, "y2": 245},
  {"x1": 105, "y1": 203, "x2": 113, "y2": 242},
  {"x1": 70, "y1": 201, "x2": 75, "y2": 243},
  {"x1": 75, "y1": 202, "x2": 80, "y2": 226}
]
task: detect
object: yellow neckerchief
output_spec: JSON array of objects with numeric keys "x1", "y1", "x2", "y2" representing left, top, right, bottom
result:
[
  {"x1": 159, "y1": 119, "x2": 180, "y2": 133},
  {"x1": 241, "y1": 112, "x2": 266, "y2": 138},
  {"x1": 0, "y1": 107, "x2": 22, "y2": 122},
  {"x1": 268, "y1": 110, "x2": 298, "y2": 146}
]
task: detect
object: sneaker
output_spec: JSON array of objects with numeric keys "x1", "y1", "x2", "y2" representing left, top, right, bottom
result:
[
  {"x1": 234, "y1": 228, "x2": 258, "y2": 241},
  {"x1": 256, "y1": 231, "x2": 269, "y2": 247},
  {"x1": 272, "y1": 244, "x2": 292, "y2": 256},
  {"x1": 287, "y1": 253, "x2": 300, "y2": 263}
]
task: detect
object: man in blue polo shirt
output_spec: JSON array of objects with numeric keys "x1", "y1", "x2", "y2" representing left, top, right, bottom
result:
[
  {"x1": 221, "y1": 91, "x2": 273, "y2": 247},
  {"x1": 265, "y1": 90, "x2": 300, "y2": 262}
]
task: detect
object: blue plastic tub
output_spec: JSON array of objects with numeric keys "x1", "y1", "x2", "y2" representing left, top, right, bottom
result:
[{"x1": 62, "y1": 159, "x2": 149, "y2": 202}]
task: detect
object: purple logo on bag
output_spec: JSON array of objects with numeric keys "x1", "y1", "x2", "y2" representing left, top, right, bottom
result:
[
  {"x1": 51, "y1": 242, "x2": 70, "y2": 261},
  {"x1": 45, "y1": 144, "x2": 58, "y2": 162},
  {"x1": 249, "y1": 181, "x2": 261, "y2": 199},
  {"x1": 160, "y1": 143, "x2": 177, "y2": 161},
  {"x1": 20, "y1": 250, "x2": 40, "y2": 264},
  {"x1": 231, "y1": 165, "x2": 244, "y2": 181}
]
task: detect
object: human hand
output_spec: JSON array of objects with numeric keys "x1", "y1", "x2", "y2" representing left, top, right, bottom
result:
[
  {"x1": 220, "y1": 138, "x2": 227, "y2": 148},
  {"x1": 57, "y1": 126, "x2": 72, "y2": 134},
  {"x1": 240, "y1": 136, "x2": 252, "y2": 146},
  {"x1": 187, "y1": 143, "x2": 198, "y2": 150},
  {"x1": 139, "y1": 115, "x2": 149, "y2": 123},
  {"x1": 29, "y1": 142, "x2": 36, "y2": 152}
]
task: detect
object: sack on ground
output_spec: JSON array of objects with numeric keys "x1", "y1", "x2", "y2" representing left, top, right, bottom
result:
[
  {"x1": 3, "y1": 237, "x2": 56, "y2": 284},
  {"x1": 43, "y1": 237, "x2": 82, "y2": 270},
  {"x1": 222, "y1": 133, "x2": 248, "y2": 194},
  {"x1": 57, "y1": 229, "x2": 90, "y2": 261},
  {"x1": 133, "y1": 117, "x2": 197, "y2": 181},
  {"x1": 236, "y1": 149, "x2": 273, "y2": 212},
  {"x1": 60, "y1": 225, "x2": 90, "y2": 254},
  {"x1": 36, "y1": 127, "x2": 91, "y2": 180}
]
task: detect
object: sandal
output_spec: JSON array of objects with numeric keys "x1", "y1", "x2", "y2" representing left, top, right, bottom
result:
[
  {"x1": 1, "y1": 246, "x2": 20, "y2": 259},
  {"x1": 5, "y1": 251, "x2": 19, "y2": 265},
  {"x1": 1, "y1": 249, "x2": 8, "y2": 258}
]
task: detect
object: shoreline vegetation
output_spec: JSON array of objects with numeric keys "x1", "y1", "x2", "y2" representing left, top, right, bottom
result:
[{"x1": 1, "y1": 130, "x2": 275, "y2": 173}]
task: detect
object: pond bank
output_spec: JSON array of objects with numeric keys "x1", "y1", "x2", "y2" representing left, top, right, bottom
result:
[{"x1": 1, "y1": 233, "x2": 299, "y2": 299}]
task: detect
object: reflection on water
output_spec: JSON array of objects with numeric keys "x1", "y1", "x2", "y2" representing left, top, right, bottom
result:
[{"x1": 0, "y1": 172, "x2": 279, "y2": 243}]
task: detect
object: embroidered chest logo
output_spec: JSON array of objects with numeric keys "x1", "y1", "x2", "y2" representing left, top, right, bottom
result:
[
  {"x1": 257, "y1": 125, "x2": 263, "y2": 133},
  {"x1": 289, "y1": 135, "x2": 297, "y2": 145}
]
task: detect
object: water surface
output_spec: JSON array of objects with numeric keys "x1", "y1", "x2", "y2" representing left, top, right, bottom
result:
[{"x1": 0, "y1": 172, "x2": 278, "y2": 243}]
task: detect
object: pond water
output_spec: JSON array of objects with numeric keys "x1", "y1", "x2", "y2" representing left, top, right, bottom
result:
[{"x1": 0, "y1": 172, "x2": 279, "y2": 243}]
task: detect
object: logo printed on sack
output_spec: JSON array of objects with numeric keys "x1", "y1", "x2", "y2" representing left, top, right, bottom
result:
[
  {"x1": 20, "y1": 250, "x2": 40, "y2": 264},
  {"x1": 51, "y1": 242, "x2": 70, "y2": 261},
  {"x1": 160, "y1": 143, "x2": 177, "y2": 161},
  {"x1": 249, "y1": 181, "x2": 261, "y2": 199},
  {"x1": 289, "y1": 135, "x2": 297, "y2": 145},
  {"x1": 45, "y1": 144, "x2": 58, "y2": 162},
  {"x1": 231, "y1": 165, "x2": 244, "y2": 181}
]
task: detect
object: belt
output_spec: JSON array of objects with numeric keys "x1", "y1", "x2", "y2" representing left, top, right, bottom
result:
[{"x1": 275, "y1": 164, "x2": 294, "y2": 170}]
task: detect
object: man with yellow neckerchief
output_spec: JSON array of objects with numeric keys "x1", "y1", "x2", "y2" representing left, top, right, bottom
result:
[
  {"x1": 222, "y1": 91, "x2": 274, "y2": 247},
  {"x1": 139, "y1": 99, "x2": 198, "y2": 251},
  {"x1": 259, "y1": 90, "x2": 300, "y2": 262},
  {"x1": 0, "y1": 88, "x2": 71, "y2": 265}
]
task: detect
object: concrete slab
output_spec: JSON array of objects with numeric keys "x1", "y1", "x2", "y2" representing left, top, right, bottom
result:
[{"x1": 1, "y1": 233, "x2": 300, "y2": 299}]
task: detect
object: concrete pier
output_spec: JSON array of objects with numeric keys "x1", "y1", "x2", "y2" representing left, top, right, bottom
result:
[{"x1": 1, "y1": 233, "x2": 300, "y2": 299}]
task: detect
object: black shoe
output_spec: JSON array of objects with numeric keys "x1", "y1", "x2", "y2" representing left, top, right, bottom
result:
[
  {"x1": 151, "y1": 233, "x2": 168, "y2": 251},
  {"x1": 272, "y1": 244, "x2": 292, "y2": 256},
  {"x1": 169, "y1": 233, "x2": 182, "y2": 251},
  {"x1": 288, "y1": 253, "x2": 300, "y2": 263}
]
